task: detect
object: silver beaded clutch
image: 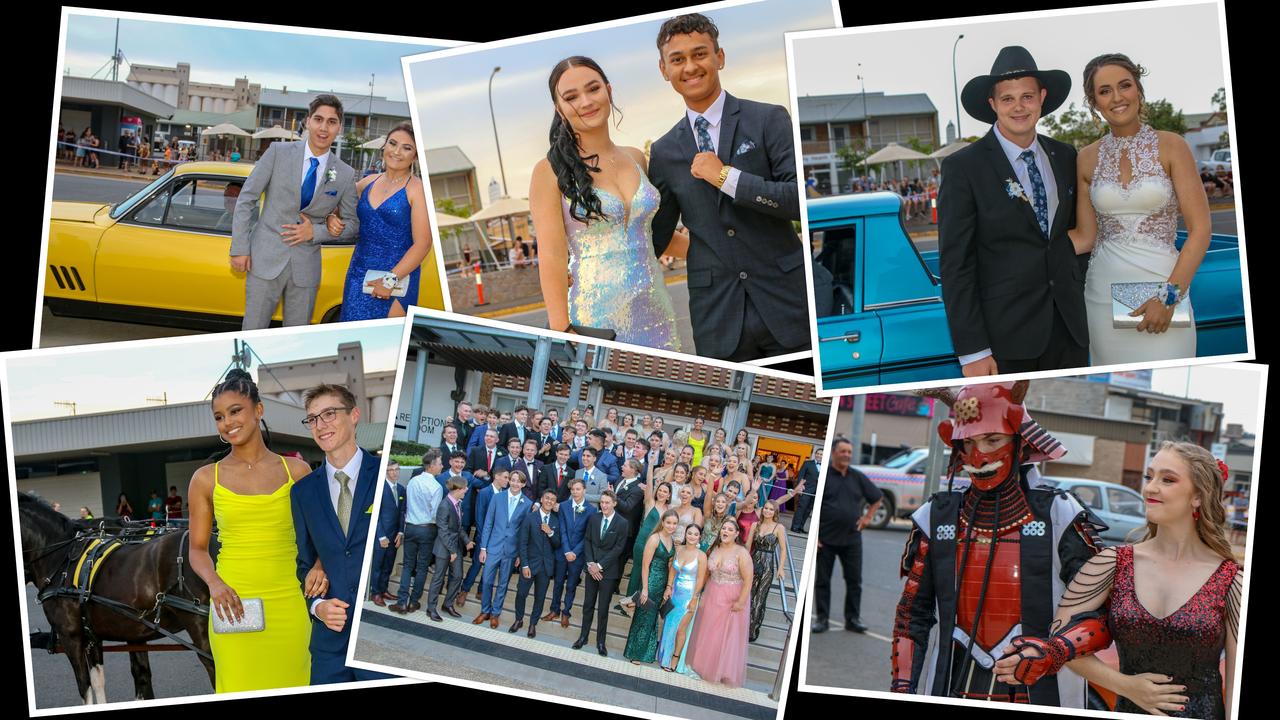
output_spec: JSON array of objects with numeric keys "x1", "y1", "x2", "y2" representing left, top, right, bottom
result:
[
  {"x1": 1111, "y1": 282, "x2": 1192, "y2": 329},
  {"x1": 211, "y1": 597, "x2": 265, "y2": 634}
]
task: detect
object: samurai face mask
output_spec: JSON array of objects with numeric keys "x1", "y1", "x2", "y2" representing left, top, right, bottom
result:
[{"x1": 960, "y1": 436, "x2": 1017, "y2": 492}]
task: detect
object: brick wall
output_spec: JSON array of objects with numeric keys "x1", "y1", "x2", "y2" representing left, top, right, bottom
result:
[{"x1": 448, "y1": 266, "x2": 544, "y2": 310}]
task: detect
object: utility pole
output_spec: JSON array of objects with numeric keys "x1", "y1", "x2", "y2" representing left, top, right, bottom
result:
[{"x1": 54, "y1": 401, "x2": 77, "y2": 416}]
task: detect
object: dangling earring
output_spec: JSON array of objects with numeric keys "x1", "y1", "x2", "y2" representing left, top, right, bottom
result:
[{"x1": 1193, "y1": 506, "x2": 1201, "y2": 521}]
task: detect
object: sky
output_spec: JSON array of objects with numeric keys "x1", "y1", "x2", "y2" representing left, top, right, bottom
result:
[
  {"x1": 1149, "y1": 364, "x2": 1262, "y2": 434},
  {"x1": 791, "y1": 1, "x2": 1227, "y2": 144},
  {"x1": 62, "y1": 12, "x2": 453, "y2": 102},
  {"x1": 406, "y1": 0, "x2": 840, "y2": 205},
  {"x1": 5, "y1": 325, "x2": 404, "y2": 421}
]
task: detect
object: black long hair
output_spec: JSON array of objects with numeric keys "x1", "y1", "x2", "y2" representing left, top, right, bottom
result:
[
  {"x1": 546, "y1": 56, "x2": 621, "y2": 223},
  {"x1": 209, "y1": 368, "x2": 272, "y2": 460}
]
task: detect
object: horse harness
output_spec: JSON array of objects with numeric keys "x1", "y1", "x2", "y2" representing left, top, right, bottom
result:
[{"x1": 35, "y1": 525, "x2": 213, "y2": 661}]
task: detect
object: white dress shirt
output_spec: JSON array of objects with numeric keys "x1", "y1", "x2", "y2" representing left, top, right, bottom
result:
[
  {"x1": 302, "y1": 142, "x2": 330, "y2": 191},
  {"x1": 685, "y1": 90, "x2": 741, "y2": 199},
  {"x1": 313, "y1": 448, "x2": 362, "y2": 616},
  {"x1": 958, "y1": 125, "x2": 1060, "y2": 368}
]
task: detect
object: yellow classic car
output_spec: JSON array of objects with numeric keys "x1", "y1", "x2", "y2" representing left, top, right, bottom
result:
[{"x1": 44, "y1": 161, "x2": 443, "y2": 328}]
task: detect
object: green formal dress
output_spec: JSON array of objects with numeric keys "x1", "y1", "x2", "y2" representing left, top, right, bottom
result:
[
  {"x1": 623, "y1": 538, "x2": 673, "y2": 663},
  {"x1": 625, "y1": 507, "x2": 661, "y2": 596}
]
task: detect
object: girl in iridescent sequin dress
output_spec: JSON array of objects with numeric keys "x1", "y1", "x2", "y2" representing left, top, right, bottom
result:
[
  {"x1": 327, "y1": 122, "x2": 433, "y2": 321},
  {"x1": 1067, "y1": 55, "x2": 1211, "y2": 365},
  {"x1": 997, "y1": 442, "x2": 1243, "y2": 718},
  {"x1": 530, "y1": 57, "x2": 687, "y2": 351}
]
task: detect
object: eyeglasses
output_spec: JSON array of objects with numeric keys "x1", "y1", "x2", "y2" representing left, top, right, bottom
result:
[{"x1": 301, "y1": 406, "x2": 352, "y2": 427}]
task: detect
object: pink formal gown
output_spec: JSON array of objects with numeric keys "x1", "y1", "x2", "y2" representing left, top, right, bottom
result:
[{"x1": 687, "y1": 550, "x2": 750, "y2": 687}]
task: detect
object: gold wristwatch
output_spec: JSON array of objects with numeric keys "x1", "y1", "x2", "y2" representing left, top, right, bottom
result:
[{"x1": 716, "y1": 165, "x2": 733, "y2": 188}]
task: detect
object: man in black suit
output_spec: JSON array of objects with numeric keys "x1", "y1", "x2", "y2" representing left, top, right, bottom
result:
[
  {"x1": 498, "y1": 406, "x2": 532, "y2": 450},
  {"x1": 648, "y1": 13, "x2": 809, "y2": 362},
  {"x1": 439, "y1": 424, "x2": 465, "y2": 458},
  {"x1": 940, "y1": 46, "x2": 1087, "y2": 376},
  {"x1": 791, "y1": 447, "x2": 822, "y2": 533},
  {"x1": 511, "y1": 489, "x2": 561, "y2": 637},
  {"x1": 466, "y1": 427, "x2": 505, "y2": 480},
  {"x1": 573, "y1": 490, "x2": 629, "y2": 656},
  {"x1": 612, "y1": 459, "x2": 646, "y2": 578},
  {"x1": 426, "y1": 476, "x2": 472, "y2": 621},
  {"x1": 452, "y1": 401, "x2": 479, "y2": 449},
  {"x1": 532, "y1": 417, "x2": 557, "y2": 463},
  {"x1": 538, "y1": 443, "x2": 574, "y2": 505}
]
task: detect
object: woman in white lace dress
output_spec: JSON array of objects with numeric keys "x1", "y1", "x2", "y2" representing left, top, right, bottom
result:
[{"x1": 1070, "y1": 54, "x2": 1212, "y2": 365}]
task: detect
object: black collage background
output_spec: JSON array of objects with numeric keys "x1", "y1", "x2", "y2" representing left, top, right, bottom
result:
[{"x1": 3, "y1": 1, "x2": 1267, "y2": 718}]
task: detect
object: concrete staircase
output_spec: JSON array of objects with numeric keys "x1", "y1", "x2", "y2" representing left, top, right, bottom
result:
[{"x1": 378, "y1": 526, "x2": 808, "y2": 695}]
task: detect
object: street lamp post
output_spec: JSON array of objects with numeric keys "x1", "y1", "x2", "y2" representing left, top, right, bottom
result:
[
  {"x1": 858, "y1": 64, "x2": 869, "y2": 181},
  {"x1": 488, "y1": 67, "x2": 508, "y2": 196},
  {"x1": 952, "y1": 34, "x2": 965, "y2": 140}
]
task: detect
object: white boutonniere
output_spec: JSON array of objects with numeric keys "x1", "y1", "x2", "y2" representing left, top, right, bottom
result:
[
  {"x1": 1005, "y1": 178, "x2": 1030, "y2": 204},
  {"x1": 325, "y1": 168, "x2": 337, "y2": 184},
  {"x1": 575, "y1": 504, "x2": 584, "y2": 514}
]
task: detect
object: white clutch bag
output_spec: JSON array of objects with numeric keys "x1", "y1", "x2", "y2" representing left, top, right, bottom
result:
[
  {"x1": 362, "y1": 270, "x2": 408, "y2": 298},
  {"x1": 1111, "y1": 282, "x2": 1192, "y2": 329},
  {"x1": 211, "y1": 597, "x2": 265, "y2": 634}
]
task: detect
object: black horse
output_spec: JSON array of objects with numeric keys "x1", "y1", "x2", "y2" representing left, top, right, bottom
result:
[{"x1": 18, "y1": 492, "x2": 215, "y2": 703}]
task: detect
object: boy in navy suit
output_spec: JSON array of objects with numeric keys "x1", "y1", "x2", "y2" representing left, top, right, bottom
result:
[
  {"x1": 291, "y1": 383, "x2": 392, "y2": 684},
  {"x1": 370, "y1": 459, "x2": 407, "y2": 605},
  {"x1": 474, "y1": 470, "x2": 531, "y2": 628},
  {"x1": 546, "y1": 477, "x2": 596, "y2": 628},
  {"x1": 511, "y1": 489, "x2": 561, "y2": 637}
]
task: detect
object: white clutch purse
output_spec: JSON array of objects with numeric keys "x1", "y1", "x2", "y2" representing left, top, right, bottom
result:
[
  {"x1": 362, "y1": 270, "x2": 408, "y2": 298},
  {"x1": 1111, "y1": 282, "x2": 1192, "y2": 329},
  {"x1": 211, "y1": 597, "x2": 265, "y2": 634}
]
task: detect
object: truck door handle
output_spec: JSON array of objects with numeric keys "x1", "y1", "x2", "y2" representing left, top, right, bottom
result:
[{"x1": 820, "y1": 331, "x2": 861, "y2": 343}]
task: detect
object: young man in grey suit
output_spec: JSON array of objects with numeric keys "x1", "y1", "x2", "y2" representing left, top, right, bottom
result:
[
  {"x1": 426, "y1": 476, "x2": 471, "y2": 622},
  {"x1": 648, "y1": 13, "x2": 810, "y2": 362},
  {"x1": 231, "y1": 93, "x2": 359, "y2": 330}
]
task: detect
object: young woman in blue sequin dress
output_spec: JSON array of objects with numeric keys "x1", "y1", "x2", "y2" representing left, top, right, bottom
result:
[
  {"x1": 328, "y1": 122, "x2": 432, "y2": 320},
  {"x1": 530, "y1": 56, "x2": 687, "y2": 351}
]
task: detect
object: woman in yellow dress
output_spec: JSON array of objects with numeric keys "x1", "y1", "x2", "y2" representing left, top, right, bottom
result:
[
  {"x1": 188, "y1": 369, "x2": 324, "y2": 692},
  {"x1": 687, "y1": 417, "x2": 708, "y2": 467}
]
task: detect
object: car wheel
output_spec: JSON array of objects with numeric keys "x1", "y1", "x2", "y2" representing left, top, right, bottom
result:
[
  {"x1": 869, "y1": 495, "x2": 894, "y2": 530},
  {"x1": 321, "y1": 306, "x2": 342, "y2": 324}
]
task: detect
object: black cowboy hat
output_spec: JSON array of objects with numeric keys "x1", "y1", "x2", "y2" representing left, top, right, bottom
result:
[{"x1": 961, "y1": 46, "x2": 1071, "y2": 126}]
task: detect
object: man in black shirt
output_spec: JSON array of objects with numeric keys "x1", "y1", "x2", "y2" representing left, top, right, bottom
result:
[{"x1": 813, "y1": 437, "x2": 882, "y2": 634}]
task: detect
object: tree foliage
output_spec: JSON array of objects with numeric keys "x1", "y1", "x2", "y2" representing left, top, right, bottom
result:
[
  {"x1": 1042, "y1": 99, "x2": 1186, "y2": 149},
  {"x1": 836, "y1": 138, "x2": 870, "y2": 175}
]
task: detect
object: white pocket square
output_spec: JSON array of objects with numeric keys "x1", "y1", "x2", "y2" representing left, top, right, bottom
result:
[{"x1": 735, "y1": 140, "x2": 756, "y2": 156}]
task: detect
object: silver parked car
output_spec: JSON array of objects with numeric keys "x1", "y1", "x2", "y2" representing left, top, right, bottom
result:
[{"x1": 1036, "y1": 476, "x2": 1147, "y2": 543}]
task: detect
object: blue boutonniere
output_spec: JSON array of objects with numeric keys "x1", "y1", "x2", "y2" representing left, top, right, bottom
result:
[
  {"x1": 1004, "y1": 178, "x2": 1030, "y2": 204},
  {"x1": 325, "y1": 168, "x2": 337, "y2": 184}
]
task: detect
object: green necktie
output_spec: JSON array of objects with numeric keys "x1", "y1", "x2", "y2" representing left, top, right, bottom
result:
[
  {"x1": 600, "y1": 515, "x2": 609, "y2": 540},
  {"x1": 336, "y1": 471, "x2": 352, "y2": 536}
]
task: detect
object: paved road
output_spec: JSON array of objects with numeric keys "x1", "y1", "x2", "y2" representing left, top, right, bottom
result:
[
  {"x1": 23, "y1": 584, "x2": 213, "y2": 708},
  {"x1": 497, "y1": 279, "x2": 696, "y2": 353},
  {"x1": 38, "y1": 306, "x2": 200, "y2": 348},
  {"x1": 803, "y1": 520, "x2": 911, "y2": 692},
  {"x1": 51, "y1": 172, "x2": 151, "y2": 204}
]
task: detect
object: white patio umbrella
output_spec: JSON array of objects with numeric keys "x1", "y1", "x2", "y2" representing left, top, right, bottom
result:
[
  {"x1": 928, "y1": 140, "x2": 971, "y2": 160},
  {"x1": 434, "y1": 211, "x2": 472, "y2": 228},
  {"x1": 252, "y1": 125, "x2": 299, "y2": 140},
  {"x1": 359, "y1": 135, "x2": 386, "y2": 150},
  {"x1": 201, "y1": 122, "x2": 251, "y2": 137},
  {"x1": 865, "y1": 142, "x2": 930, "y2": 181},
  {"x1": 467, "y1": 196, "x2": 531, "y2": 269}
]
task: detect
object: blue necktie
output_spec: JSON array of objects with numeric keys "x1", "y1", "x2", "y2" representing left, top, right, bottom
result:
[
  {"x1": 601, "y1": 515, "x2": 609, "y2": 539},
  {"x1": 300, "y1": 156, "x2": 319, "y2": 209},
  {"x1": 694, "y1": 116, "x2": 715, "y2": 154},
  {"x1": 1019, "y1": 149, "x2": 1049, "y2": 236}
]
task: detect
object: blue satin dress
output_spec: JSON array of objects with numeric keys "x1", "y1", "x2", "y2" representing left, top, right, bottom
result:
[
  {"x1": 561, "y1": 161, "x2": 681, "y2": 350},
  {"x1": 340, "y1": 179, "x2": 419, "y2": 321},
  {"x1": 657, "y1": 552, "x2": 700, "y2": 674}
]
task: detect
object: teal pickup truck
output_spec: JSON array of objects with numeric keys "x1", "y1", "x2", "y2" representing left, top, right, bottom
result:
[{"x1": 811, "y1": 192, "x2": 1248, "y2": 391}]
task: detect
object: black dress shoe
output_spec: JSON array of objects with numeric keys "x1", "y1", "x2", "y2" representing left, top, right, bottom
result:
[
  {"x1": 597, "y1": 643, "x2": 608, "y2": 657},
  {"x1": 407, "y1": 602, "x2": 421, "y2": 613},
  {"x1": 388, "y1": 604, "x2": 408, "y2": 614},
  {"x1": 527, "y1": 624, "x2": 537, "y2": 638},
  {"x1": 441, "y1": 604, "x2": 461, "y2": 618},
  {"x1": 845, "y1": 618, "x2": 868, "y2": 633},
  {"x1": 811, "y1": 617, "x2": 829, "y2": 633},
  {"x1": 428, "y1": 609, "x2": 443, "y2": 622},
  {"x1": 572, "y1": 637, "x2": 587, "y2": 650},
  {"x1": 509, "y1": 619, "x2": 524, "y2": 633}
]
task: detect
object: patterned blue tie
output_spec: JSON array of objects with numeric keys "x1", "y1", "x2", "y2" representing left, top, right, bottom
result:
[
  {"x1": 1019, "y1": 149, "x2": 1049, "y2": 236},
  {"x1": 694, "y1": 116, "x2": 715, "y2": 154},
  {"x1": 300, "y1": 156, "x2": 319, "y2": 209}
]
